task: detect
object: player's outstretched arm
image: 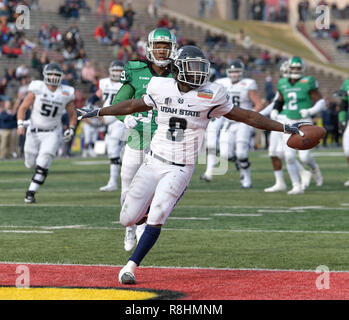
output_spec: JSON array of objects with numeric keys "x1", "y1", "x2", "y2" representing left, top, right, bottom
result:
[
  {"x1": 224, "y1": 106, "x2": 305, "y2": 136},
  {"x1": 78, "y1": 98, "x2": 152, "y2": 120}
]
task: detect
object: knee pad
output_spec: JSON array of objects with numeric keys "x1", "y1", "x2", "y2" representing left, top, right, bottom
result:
[
  {"x1": 110, "y1": 157, "x2": 121, "y2": 165},
  {"x1": 237, "y1": 158, "x2": 250, "y2": 170},
  {"x1": 32, "y1": 165, "x2": 48, "y2": 185},
  {"x1": 235, "y1": 143, "x2": 249, "y2": 160}
]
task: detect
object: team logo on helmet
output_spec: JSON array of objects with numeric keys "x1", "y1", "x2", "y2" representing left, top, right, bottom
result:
[{"x1": 288, "y1": 56, "x2": 305, "y2": 80}]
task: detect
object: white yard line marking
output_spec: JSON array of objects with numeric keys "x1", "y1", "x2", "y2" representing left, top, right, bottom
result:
[
  {"x1": 2, "y1": 225, "x2": 349, "y2": 236},
  {"x1": 73, "y1": 161, "x2": 109, "y2": 165},
  {"x1": 212, "y1": 213, "x2": 262, "y2": 217},
  {"x1": 168, "y1": 217, "x2": 212, "y2": 220},
  {"x1": 0, "y1": 230, "x2": 53, "y2": 234},
  {"x1": 258, "y1": 209, "x2": 300, "y2": 213}
]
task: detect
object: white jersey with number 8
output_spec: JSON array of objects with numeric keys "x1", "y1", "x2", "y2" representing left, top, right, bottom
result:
[{"x1": 143, "y1": 77, "x2": 233, "y2": 165}]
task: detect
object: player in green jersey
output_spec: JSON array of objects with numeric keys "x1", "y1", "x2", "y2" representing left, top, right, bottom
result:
[
  {"x1": 335, "y1": 78, "x2": 349, "y2": 186},
  {"x1": 271, "y1": 56, "x2": 326, "y2": 194},
  {"x1": 112, "y1": 27, "x2": 176, "y2": 251},
  {"x1": 261, "y1": 60, "x2": 312, "y2": 193}
]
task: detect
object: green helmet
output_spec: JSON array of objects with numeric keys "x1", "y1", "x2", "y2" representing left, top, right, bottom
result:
[
  {"x1": 146, "y1": 28, "x2": 177, "y2": 67},
  {"x1": 288, "y1": 56, "x2": 305, "y2": 79}
]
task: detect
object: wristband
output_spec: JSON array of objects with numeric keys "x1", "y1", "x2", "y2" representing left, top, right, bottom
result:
[{"x1": 17, "y1": 120, "x2": 24, "y2": 128}]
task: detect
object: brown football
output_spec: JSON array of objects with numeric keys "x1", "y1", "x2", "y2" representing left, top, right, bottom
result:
[{"x1": 287, "y1": 124, "x2": 326, "y2": 150}]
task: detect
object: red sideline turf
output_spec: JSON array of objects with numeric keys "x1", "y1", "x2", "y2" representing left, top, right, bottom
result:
[{"x1": 1, "y1": 263, "x2": 349, "y2": 300}]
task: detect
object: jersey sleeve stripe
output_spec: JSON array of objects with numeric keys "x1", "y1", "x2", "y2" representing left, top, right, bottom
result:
[{"x1": 207, "y1": 105, "x2": 220, "y2": 119}]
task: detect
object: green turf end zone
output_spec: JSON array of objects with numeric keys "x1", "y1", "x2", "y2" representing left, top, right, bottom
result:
[{"x1": 1, "y1": 149, "x2": 349, "y2": 271}]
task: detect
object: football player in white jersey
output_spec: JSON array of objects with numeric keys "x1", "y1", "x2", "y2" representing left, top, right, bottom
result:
[
  {"x1": 87, "y1": 60, "x2": 126, "y2": 191},
  {"x1": 17, "y1": 63, "x2": 77, "y2": 203},
  {"x1": 201, "y1": 59, "x2": 263, "y2": 188},
  {"x1": 78, "y1": 45, "x2": 306, "y2": 285}
]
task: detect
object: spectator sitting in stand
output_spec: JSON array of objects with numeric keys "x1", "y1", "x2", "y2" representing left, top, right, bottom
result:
[
  {"x1": 81, "y1": 60, "x2": 96, "y2": 85},
  {"x1": 110, "y1": 1, "x2": 124, "y2": 18},
  {"x1": 94, "y1": 23, "x2": 110, "y2": 45}
]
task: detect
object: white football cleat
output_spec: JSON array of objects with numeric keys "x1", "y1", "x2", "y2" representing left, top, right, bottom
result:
[
  {"x1": 344, "y1": 180, "x2": 349, "y2": 187},
  {"x1": 118, "y1": 266, "x2": 136, "y2": 285},
  {"x1": 312, "y1": 167, "x2": 323, "y2": 187},
  {"x1": 124, "y1": 225, "x2": 137, "y2": 251},
  {"x1": 264, "y1": 182, "x2": 287, "y2": 193},
  {"x1": 135, "y1": 223, "x2": 146, "y2": 243},
  {"x1": 99, "y1": 184, "x2": 118, "y2": 192},
  {"x1": 200, "y1": 173, "x2": 212, "y2": 182},
  {"x1": 300, "y1": 170, "x2": 312, "y2": 190},
  {"x1": 287, "y1": 184, "x2": 304, "y2": 195}
]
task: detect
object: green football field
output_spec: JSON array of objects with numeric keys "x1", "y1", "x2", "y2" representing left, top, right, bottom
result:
[{"x1": 1, "y1": 148, "x2": 349, "y2": 272}]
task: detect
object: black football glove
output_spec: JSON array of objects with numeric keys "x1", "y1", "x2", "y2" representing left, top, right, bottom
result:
[
  {"x1": 77, "y1": 107, "x2": 100, "y2": 120},
  {"x1": 283, "y1": 122, "x2": 311, "y2": 137}
]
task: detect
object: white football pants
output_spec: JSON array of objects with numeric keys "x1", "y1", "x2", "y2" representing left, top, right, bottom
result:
[
  {"x1": 120, "y1": 153, "x2": 194, "y2": 227},
  {"x1": 24, "y1": 126, "x2": 61, "y2": 169}
]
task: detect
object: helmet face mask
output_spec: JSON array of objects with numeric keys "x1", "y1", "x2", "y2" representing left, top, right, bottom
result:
[
  {"x1": 226, "y1": 59, "x2": 244, "y2": 83},
  {"x1": 172, "y1": 46, "x2": 210, "y2": 89},
  {"x1": 109, "y1": 60, "x2": 124, "y2": 81},
  {"x1": 146, "y1": 28, "x2": 177, "y2": 67},
  {"x1": 288, "y1": 56, "x2": 305, "y2": 79},
  {"x1": 43, "y1": 63, "x2": 63, "y2": 86}
]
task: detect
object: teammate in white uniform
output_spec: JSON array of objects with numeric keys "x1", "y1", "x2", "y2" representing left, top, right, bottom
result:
[
  {"x1": 17, "y1": 63, "x2": 77, "y2": 203},
  {"x1": 261, "y1": 61, "x2": 312, "y2": 193},
  {"x1": 201, "y1": 59, "x2": 263, "y2": 188},
  {"x1": 78, "y1": 46, "x2": 306, "y2": 285},
  {"x1": 87, "y1": 60, "x2": 126, "y2": 191}
]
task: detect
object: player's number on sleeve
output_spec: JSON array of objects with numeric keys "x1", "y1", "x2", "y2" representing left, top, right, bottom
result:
[
  {"x1": 167, "y1": 117, "x2": 187, "y2": 142},
  {"x1": 40, "y1": 103, "x2": 59, "y2": 117},
  {"x1": 287, "y1": 92, "x2": 298, "y2": 110}
]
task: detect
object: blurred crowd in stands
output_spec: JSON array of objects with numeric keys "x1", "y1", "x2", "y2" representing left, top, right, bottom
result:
[{"x1": 0, "y1": 0, "x2": 345, "y2": 160}]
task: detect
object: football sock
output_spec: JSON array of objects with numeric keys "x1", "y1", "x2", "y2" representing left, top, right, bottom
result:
[
  {"x1": 129, "y1": 225, "x2": 161, "y2": 266},
  {"x1": 206, "y1": 154, "x2": 216, "y2": 175},
  {"x1": 109, "y1": 163, "x2": 120, "y2": 184},
  {"x1": 274, "y1": 169, "x2": 284, "y2": 184},
  {"x1": 286, "y1": 161, "x2": 301, "y2": 186}
]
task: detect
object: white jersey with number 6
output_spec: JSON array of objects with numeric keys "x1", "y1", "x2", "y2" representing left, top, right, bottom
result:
[
  {"x1": 99, "y1": 77, "x2": 123, "y2": 125},
  {"x1": 215, "y1": 77, "x2": 257, "y2": 111},
  {"x1": 28, "y1": 80, "x2": 75, "y2": 130},
  {"x1": 143, "y1": 77, "x2": 233, "y2": 165}
]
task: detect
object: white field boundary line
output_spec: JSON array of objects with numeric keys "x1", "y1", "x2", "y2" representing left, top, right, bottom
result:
[
  {"x1": 2, "y1": 225, "x2": 349, "y2": 235},
  {"x1": 0, "y1": 261, "x2": 348, "y2": 273},
  {"x1": 0, "y1": 204, "x2": 348, "y2": 210}
]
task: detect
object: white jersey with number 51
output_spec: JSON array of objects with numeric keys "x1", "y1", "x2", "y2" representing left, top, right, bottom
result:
[
  {"x1": 143, "y1": 77, "x2": 233, "y2": 165},
  {"x1": 28, "y1": 80, "x2": 75, "y2": 130}
]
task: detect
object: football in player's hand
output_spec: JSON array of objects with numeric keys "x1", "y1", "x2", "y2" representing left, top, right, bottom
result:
[{"x1": 287, "y1": 124, "x2": 326, "y2": 150}]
